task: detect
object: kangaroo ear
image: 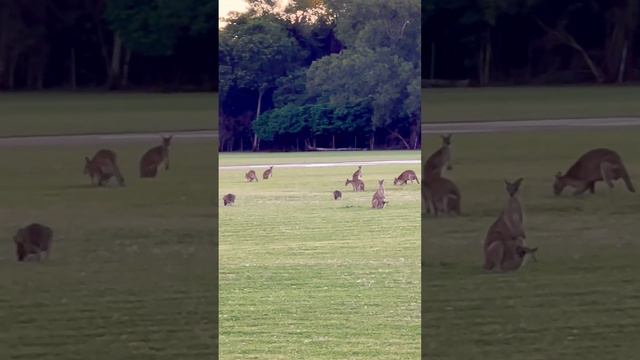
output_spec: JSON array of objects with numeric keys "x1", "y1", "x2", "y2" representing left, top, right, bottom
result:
[
  {"x1": 514, "y1": 177, "x2": 524, "y2": 186},
  {"x1": 504, "y1": 179, "x2": 510, "y2": 186},
  {"x1": 555, "y1": 171, "x2": 562, "y2": 179},
  {"x1": 85, "y1": 157, "x2": 91, "y2": 163}
]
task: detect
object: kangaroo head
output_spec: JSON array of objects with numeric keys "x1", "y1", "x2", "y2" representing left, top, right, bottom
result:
[
  {"x1": 162, "y1": 136, "x2": 173, "y2": 147},
  {"x1": 378, "y1": 179, "x2": 384, "y2": 186},
  {"x1": 345, "y1": 178, "x2": 351, "y2": 186},
  {"x1": 441, "y1": 134, "x2": 452, "y2": 146},
  {"x1": 504, "y1": 177, "x2": 523, "y2": 197},
  {"x1": 553, "y1": 171, "x2": 565, "y2": 195},
  {"x1": 393, "y1": 177, "x2": 399, "y2": 185}
]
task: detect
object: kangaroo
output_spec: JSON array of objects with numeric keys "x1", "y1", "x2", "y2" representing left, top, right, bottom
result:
[
  {"x1": 345, "y1": 178, "x2": 365, "y2": 192},
  {"x1": 352, "y1": 166, "x2": 363, "y2": 180},
  {"x1": 333, "y1": 190, "x2": 342, "y2": 200},
  {"x1": 223, "y1": 193, "x2": 236, "y2": 206},
  {"x1": 245, "y1": 170, "x2": 259, "y2": 182},
  {"x1": 423, "y1": 174, "x2": 461, "y2": 216},
  {"x1": 394, "y1": 169, "x2": 420, "y2": 185},
  {"x1": 371, "y1": 192, "x2": 387, "y2": 209},
  {"x1": 374, "y1": 179, "x2": 385, "y2": 197},
  {"x1": 14, "y1": 223, "x2": 53, "y2": 262},
  {"x1": 263, "y1": 166, "x2": 274, "y2": 180},
  {"x1": 424, "y1": 134, "x2": 452, "y2": 178},
  {"x1": 554, "y1": 148, "x2": 635, "y2": 195},
  {"x1": 502, "y1": 178, "x2": 526, "y2": 240},
  {"x1": 84, "y1": 149, "x2": 125, "y2": 186},
  {"x1": 483, "y1": 178, "x2": 534, "y2": 272},
  {"x1": 140, "y1": 135, "x2": 172, "y2": 178}
]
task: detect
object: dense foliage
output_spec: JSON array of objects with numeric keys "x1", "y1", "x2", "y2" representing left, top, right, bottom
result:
[
  {"x1": 220, "y1": 0, "x2": 420, "y2": 152},
  {"x1": 0, "y1": 0, "x2": 217, "y2": 91},
  {"x1": 423, "y1": 0, "x2": 640, "y2": 85}
]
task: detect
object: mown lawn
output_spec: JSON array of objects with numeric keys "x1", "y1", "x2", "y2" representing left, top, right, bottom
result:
[
  {"x1": 0, "y1": 92, "x2": 217, "y2": 136},
  {"x1": 219, "y1": 151, "x2": 420, "y2": 359},
  {"x1": 422, "y1": 86, "x2": 640, "y2": 123},
  {"x1": 422, "y1": 130, "x2": 640, "y2": 359},
  {"x1": 0, "y1": 139, "x2": 217, "y2": 359}
]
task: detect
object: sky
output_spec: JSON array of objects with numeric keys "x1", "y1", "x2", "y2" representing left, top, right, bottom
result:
[{"x1": 219, "y1": 0, "x2": 291, "y2": 28}]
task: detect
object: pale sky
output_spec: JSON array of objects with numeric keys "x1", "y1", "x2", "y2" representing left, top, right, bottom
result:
[{"x1": 219, "y1": 0, "x2": 291, "y2": 28}]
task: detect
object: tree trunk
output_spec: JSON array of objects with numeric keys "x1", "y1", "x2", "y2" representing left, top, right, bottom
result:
[
  {"x1": 122, "y1": 48, "x2": 131, "y2": 87},
  {"x1": 252, "y1": 87, "x2": 265, "y2": 152},
  {"x1": 617, "y1": 40, "x2": 628, "y2": 83},
  {"x1": 107, "y1": 33, "x2": 122, "y2": 89},
  {"x1": 370, "y1": 134, "x2": 374, "y2": 150},
  {"x1": 478, "y1": 29, "x2": 492, "y2": 86},
  {"x1": 332, "y1": 135, "x2": 336, "y2": 149},
  {"x1": 70, "y1": 47, "x2": 77, "y2": 90},
  {"x1": 388, "y1": 129, "x2": 411, "y2": 150}
]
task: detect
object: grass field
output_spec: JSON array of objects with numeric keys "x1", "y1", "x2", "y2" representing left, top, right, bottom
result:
[
  {"x1": 219, "y1": 151, "x2": 420, "y2": 359},
  {"x1": 0, "y1": 92, "x2": 217, "y2": 137},
  {"x1": 422, "y1": 130, "x2": 640, "y2": 359},
  {"x1": 422, "y1": 86, "x2": 640, "y2": 123},
  {"x1": 0, "y1": 139, "x2": 217, "y2": 359}
]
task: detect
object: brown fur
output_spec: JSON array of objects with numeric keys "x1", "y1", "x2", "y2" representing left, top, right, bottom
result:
[
  {"x1": 263, "y1": 166, "x2": 274, "y2": 179},
  {"x1": 394, "y1": 169, "x2": 420, "y2": 185},
  {"x1": 223, "y1": 193, "x2": 236, "y2": 206},
  {"x1": 14, "y1": 223, "x2": 53, "y2": 262},
  {"x1": 352, "y1": 166, "x2": 363, "y2": 180},
  {"x1": 483, "y1": 178, "x2": 536, "y2": 272},
  {"x1": 345, "y1": 178, "x2": 365, "y2": 192},
  {"x1": 554, "y1": 148, "x2": 635, "y2": 195},
  {"x1": 424, "y1": 134, "x2": 452, "y2": 178},
  {"x1": 333, "y1": 190, "x2": 342, "y2": 200},
  {"x1": 140, "y1": 136, "x2": 172, "y2": 178},
  {"x1": 423, "y1": 174, "x2": 461, "y2": 216},
  {"x1": 84, "y1": 149, "x2": 125, "y2": 186},
  {"x1": 245, "y1": 170, "x2": 259, "y2": 182}
]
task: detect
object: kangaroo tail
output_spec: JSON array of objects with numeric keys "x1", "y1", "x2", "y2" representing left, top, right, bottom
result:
[{"x1": 619, "y1": 163, "x2": 636, "y2": 192}]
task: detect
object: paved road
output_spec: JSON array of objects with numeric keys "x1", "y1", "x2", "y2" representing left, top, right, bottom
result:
[
  {"x1": 422, "y1": 117, "x2": 640, "y2": 134},
  {"x1": 220, "y1": 159, "x2": 420, "y2": 170},
  {"x1": 0, "y1": 130, "x2": 217, "y2": 147}
]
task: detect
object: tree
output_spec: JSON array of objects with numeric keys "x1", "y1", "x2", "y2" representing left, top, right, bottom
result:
[{"x1": 220, "y1": 15, "x2": 306, "y2": 150}]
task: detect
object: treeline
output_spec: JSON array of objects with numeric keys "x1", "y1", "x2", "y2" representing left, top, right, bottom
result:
[
  {"x1": 0, "y1": 0, "x2": 217, "y2": 91},
  {"x1": 219, "y1": 0, "x2": 420, "y2": 152},
  {"x1": 423, "y1": 0, "x2": 640, "y2": 85}
]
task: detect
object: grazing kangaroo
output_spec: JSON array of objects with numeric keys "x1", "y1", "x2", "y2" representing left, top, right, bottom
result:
[
  {"x1": 424, "y1": 134, "x2": 452, "y2": 178},
  {"x1": 483, "y1": 178, "x2": 535, "y2": 272},
  {"x1": 352, "y1": 166, "x2": 363, "y2": 180},
  {"x1": 554, "y1": 148, "x2": 635, "y2": 195},
  {"x1": 423, "y1": 174, "x2": 461, "y2": 216},
  {"x1": 333, "y1": 190, "x2": 342, "y2": 200},
  {"x1": 263, "y1": 166, "x2": 274, "y2": 179},
  {"x1": 394, "y1": 169, "x2": 420, "y2": 185},
  {"x1": 245, "y1": 170, "x2": 259, "y2": 182},
  {"x1": 84, "y1": 149, "x2": 125, "y2": 186},
  {"x1": 140, "y1": 136, "x2": 172, "y2": 178},
  {"x1": 223, "y1": 193, "x2": 236, "y2": 206},
  {"x1": 14, "y1": 223, "x2": 53, "y2": 262},
  {"x1": 345, "y1": 178, "x2": 365, "y2": 192}
]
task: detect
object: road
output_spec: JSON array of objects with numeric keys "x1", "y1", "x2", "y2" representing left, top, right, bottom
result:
[
  {"x1": 422, "y1": 117, "x2": 640, "y2": 134},
  {"x1": 0, "y1": 130, "x2": 217, "y2": 147}
]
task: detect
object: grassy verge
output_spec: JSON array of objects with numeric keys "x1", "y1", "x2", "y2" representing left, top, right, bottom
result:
[
  {"x1": 0, "y1": 92, "x2": 217, "y2": 137},
  {"x1": 422, "y1": 86, "x2": 640, "y2": 123},
  {"x1": 219, "y1": 152, "x2": 420, "y2": 359},
  {"x1": 0, "y1": 139, "x2": 217, "y2": 359},
  {"x1": 422, "y1": 130, "x2": 640, "y2": 359}
]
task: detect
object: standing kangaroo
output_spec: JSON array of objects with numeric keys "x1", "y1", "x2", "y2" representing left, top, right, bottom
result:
[
  {"x1": 140, "y1": 136, "x2": 172, "y2": 178},
  {"x1": 84, "y1": 149, "x2": 125, "y2": 186},
  {"x1": 345, "y1": 178, "x2": 365, "y2": 192},
  {"x1": 554, "y1": 148, "x2": 635, "y2": 195},
  {"x1": 14, "y1": 223, "x2": 53, "y2": 262},
  {"x1": 263, "y1": 166, "x2": 274, "y2": 179},
  {"x1": 483, "y1": 178, "x2": 537, "y2": 272},
  {"x1": 223, "y1": 193, "x2": 236, "y2": 206},
  {"x1": 352, "y1": 166, "x2": 363, "y2": 180},
  {"x1": 423, "y1": 174, "x2": 461, "y2": 216},
  {"x1": 372, "y1": 180, "x2": 387, "y2": 209},
  {"x1": 394, "y1": 169, "x2": 420, "y2": 185},
  {"x1": 424, "y1": 134, "x2": 452, "y2": 178},
  {"x1": 245, "y1": 170, "x2": 259, "y2": 182}
]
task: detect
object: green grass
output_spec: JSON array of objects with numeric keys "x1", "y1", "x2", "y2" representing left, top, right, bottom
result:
[
  {"x1": 0, "y1": 139, "x2": 217, "y2": 359},
  {"x1": 219, "y1": 151, "x2": 420, "y2": 359},
  {"x1": 422, "y1": 131, "x2": 640, "y2": 359},
  {"x1": 219, "y1": 150, "x2": 419, "y2": 166},
  {"x1": 422, "y1": 86, "x2": 640, "y2": 123},
  {"x1": 0, "y1": 92, "x2": 217, "y2": 137}
]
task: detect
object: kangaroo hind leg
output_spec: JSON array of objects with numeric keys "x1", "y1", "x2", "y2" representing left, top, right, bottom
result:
[{"x1": 600, "y1": 161, "x2": 616, "y2": 190}]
